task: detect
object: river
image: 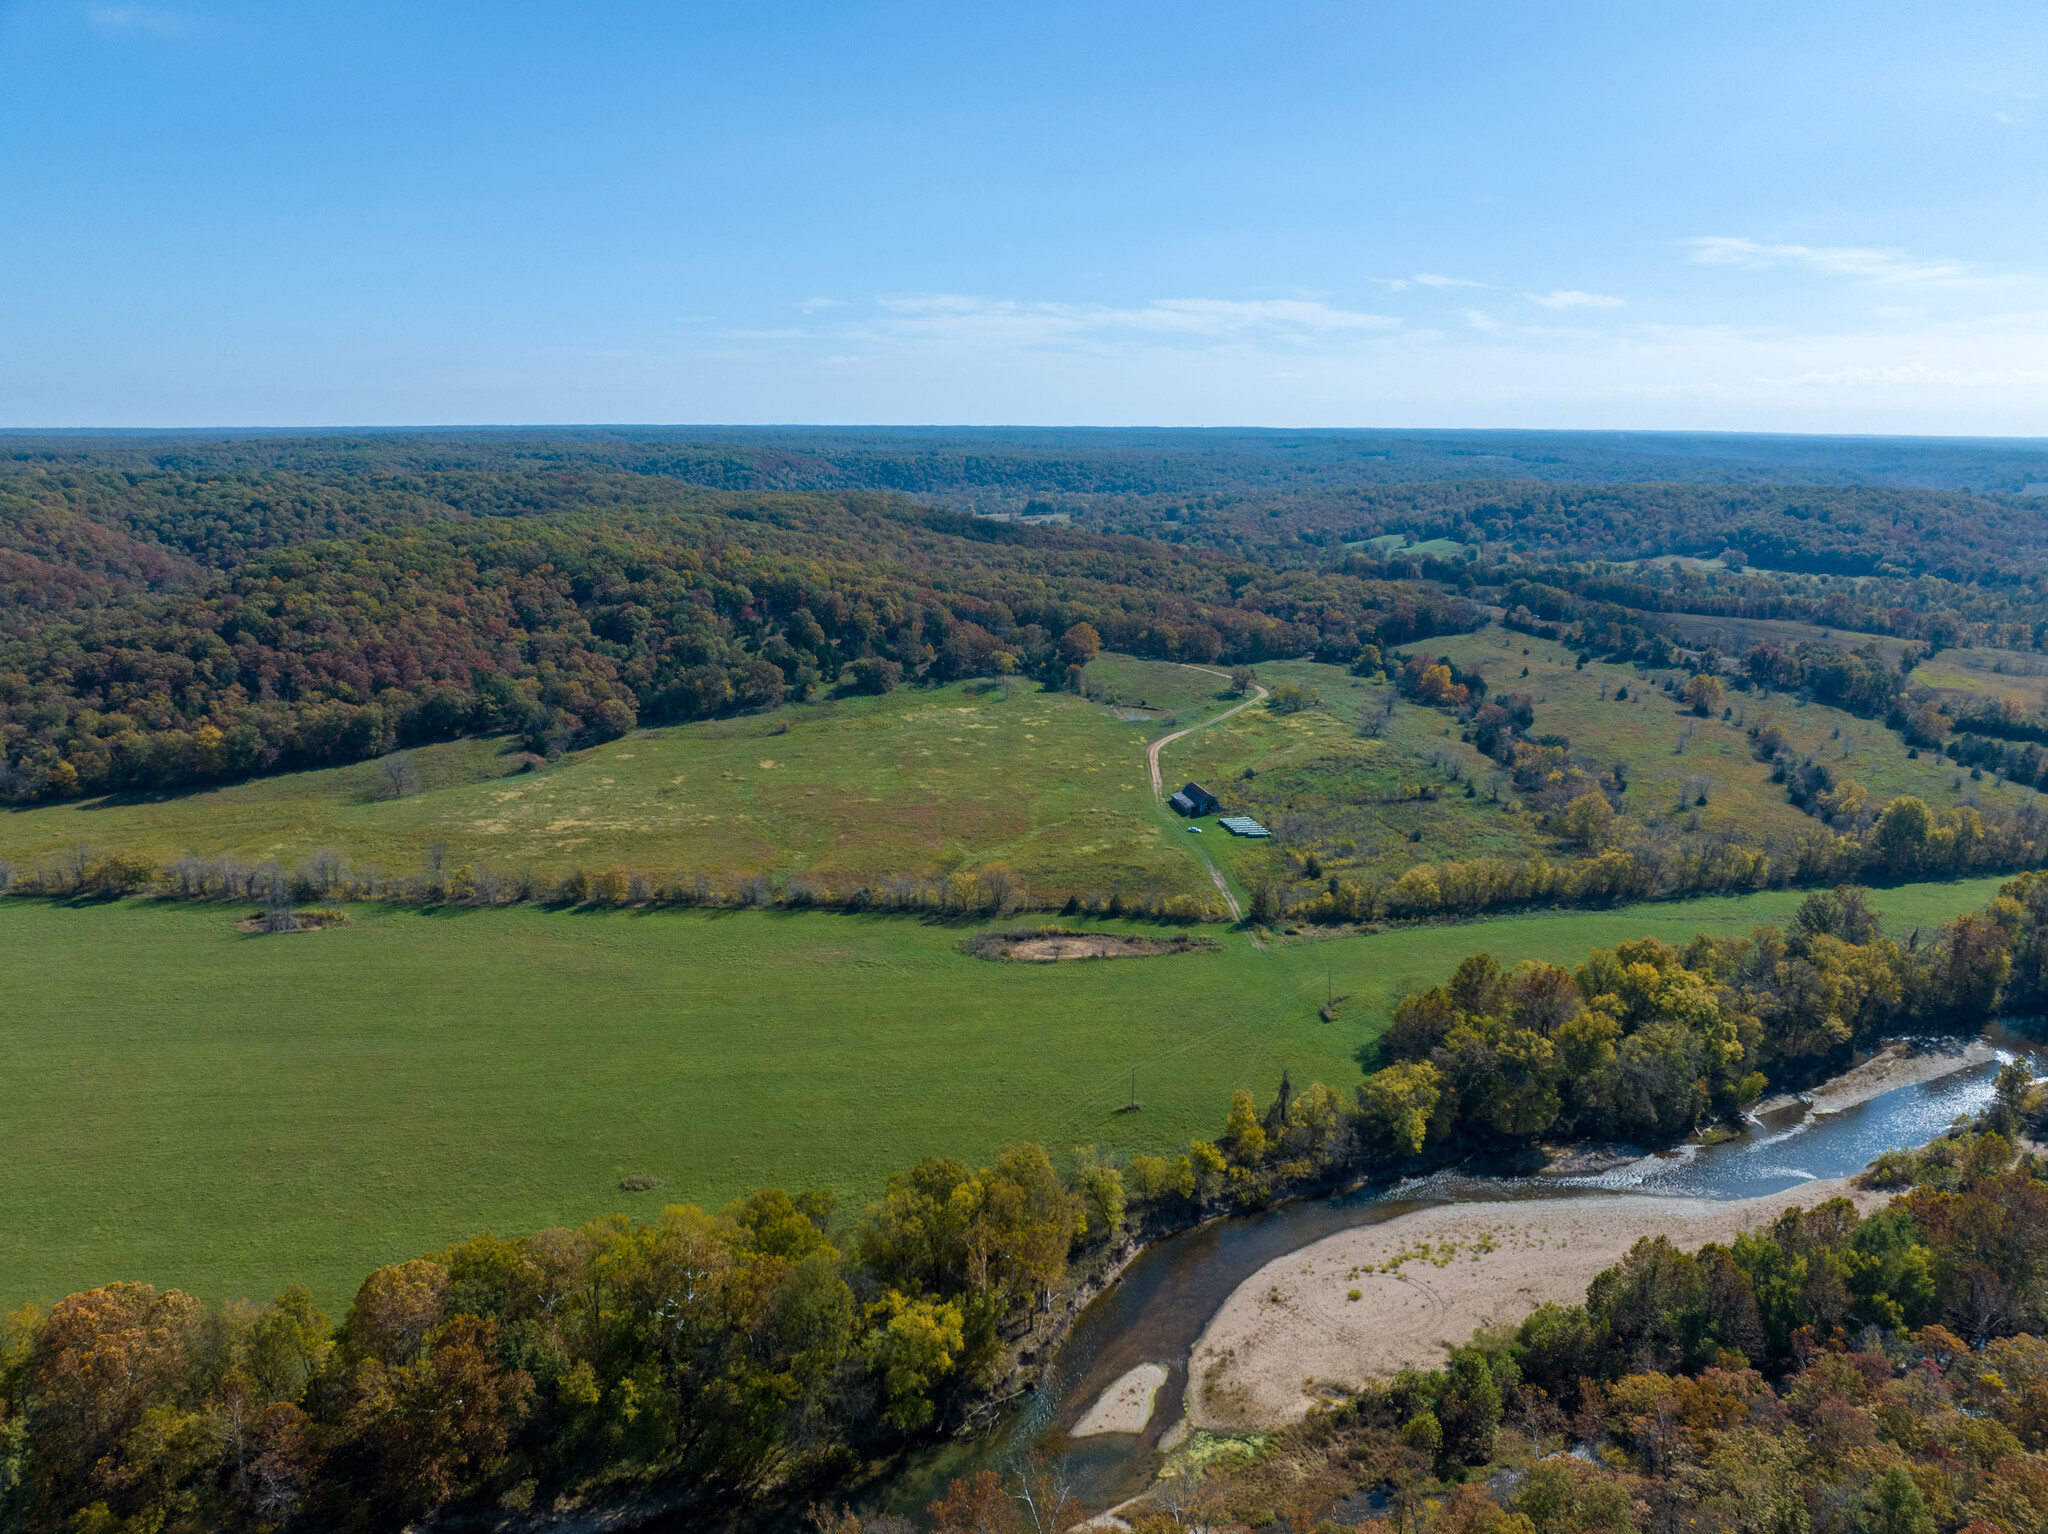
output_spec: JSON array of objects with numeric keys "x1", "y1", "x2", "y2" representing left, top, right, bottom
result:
[{"x1": 850, "y1": 1025, "x2": 2044, "y2": 1525}]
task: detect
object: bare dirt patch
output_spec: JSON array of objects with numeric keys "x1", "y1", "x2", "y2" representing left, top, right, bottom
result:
[{"x1": 964, "y1": 926, "x2": 1219, "y2": 962}]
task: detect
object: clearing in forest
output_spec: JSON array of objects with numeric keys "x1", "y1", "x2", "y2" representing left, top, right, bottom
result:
[{"x1": 0, "y1": 660, "x2": 1242, "y2": 901}]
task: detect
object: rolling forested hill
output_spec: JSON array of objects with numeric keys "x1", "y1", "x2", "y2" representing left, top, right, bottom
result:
[
  {"x1": 0, "y1": 465, "x2": 1470, "y2": 803},
  {"x1": 6, "y1": 429, "x2": 2048, "y2": 856}
]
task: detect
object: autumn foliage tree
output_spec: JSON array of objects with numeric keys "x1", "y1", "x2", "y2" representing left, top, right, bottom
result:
[{"x1": 0, "y1": 476, "x2": 1474, "y2": 804}]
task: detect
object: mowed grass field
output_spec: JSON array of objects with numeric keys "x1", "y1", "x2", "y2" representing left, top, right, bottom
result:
[
  {"x1": 0, "y1": 875, "x2": 2008, "y2": 1314},
  {"x1": 0, "y1": 660, "x2": 1241, "y2": 901}
]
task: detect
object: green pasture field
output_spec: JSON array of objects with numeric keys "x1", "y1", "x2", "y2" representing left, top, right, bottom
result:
[
  {"x1": 0, "y1": 875, "x2": 2008, "y2": 1314},
  {"x1": 1348, "y1": 534, "x2": 1465, "y2": 557},
  {"x1": 1910, "y1": 645, "x2": 2048, "y2": 711},
  {"x1": 0, "y1": 661, "x2": 1239, "y2": 902},
  {"x1": 1658, "y1": 612, "x2": 2048, "y2": 713},
  {"x1": 1079, "y1": 652, "x2": 1239, "y2": 720},
  {"x1": 4, "y1": 625, "x2": 2012, "y2": 924},
  {"x1": 1171, "y1": 635, "x2": 2018, "y2": 894},
  {"x1": 1657, "y1": 611, "x2": 1913, "y2": 661},
  {"x1": 1428, "y1": 627, "x2": 1986, "y2": 825},
  {"x1": 1163, "y1": 659, "x2": 1536, "y2": 892}
]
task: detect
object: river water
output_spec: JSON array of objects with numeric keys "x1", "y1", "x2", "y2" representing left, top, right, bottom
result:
[{"x1": 856, "y1": 1027, "x2": 2042, "y2": 1524}]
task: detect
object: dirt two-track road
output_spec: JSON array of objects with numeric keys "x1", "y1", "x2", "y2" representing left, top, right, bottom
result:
[{"x1": 1144, "y1": 667, "x2": 1268, "y2": 923}]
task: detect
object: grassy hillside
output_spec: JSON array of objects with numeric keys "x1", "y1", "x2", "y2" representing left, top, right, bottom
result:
[
  {"x1": 0, "y1": 662, "x2": 1243, "y2": 900},
  {"x1": 1912, "y1": 644, "x2": 2048, "y2": 710},
  {"x1": 1661, "y1": 611, "x2": 1919, "y2": 665},
  {"x1": 6, "y1": 635, "x2": 2027, "y2": 914},
  {"x1": 0, "y1": 876, "x2": 2008, "y2": 1313},
  {"x1": 1660, "y1": 612, "x2": 2048, "y2": 712},
  {"x1": 1170, "y1": 641, "x2": 2014, "y2": 898}
]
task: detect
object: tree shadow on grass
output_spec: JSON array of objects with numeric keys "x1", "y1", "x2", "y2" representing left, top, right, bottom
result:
[{"x1": 18, "y1": 782, "x2": 225, "y2": 812}]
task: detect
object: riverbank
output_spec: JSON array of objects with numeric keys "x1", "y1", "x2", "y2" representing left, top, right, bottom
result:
[
  {"x1": 1184, "y1": 1176, "x2": 1888, "y2": 1432},
  {"x1": 1795, "y1": 1036, "x2": 1999, "y2": 1114}
]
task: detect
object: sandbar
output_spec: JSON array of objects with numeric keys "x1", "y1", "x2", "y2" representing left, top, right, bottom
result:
[
  {"x1": 1801, "y1": 1038, "x2": 1997, "y2": 1114},
  {"x1": 1071, "y1": 1362, "x2": 1170, "y2": 1436},
  {"x1": 1186, "y1": 1176, "x2": 1885, "y2": 1432}
]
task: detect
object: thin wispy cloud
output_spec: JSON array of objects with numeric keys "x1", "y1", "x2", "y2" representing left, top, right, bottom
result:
[
  {"x1": 1414, "y1": 273, "x2": 1486, "y2": 288},
  {"x1": 88, "y1": 5, "x2": 189, "y2": 35},
  {"x1": 869, "y1": 294, "x2": 1401, "y2": 343},
  {"x1": 1764, "y1": 363, "x2": 2047, "y2": 389},
  {"x1": 1685, "y1": 236, "x2": 1970, "y2": 285},
  {"x1": 1463, "y1": 309, "x2": 1505, "y2": 333},
  {"x1": 1133, "y1": 298, "x2": 1400, "y2": 333},
  {"x1": 1525, "y1": 289, "x2": 1624, "y2": 310},
  {"x1": 796, "y1": 297, "x2": 845, "y2": 312}
]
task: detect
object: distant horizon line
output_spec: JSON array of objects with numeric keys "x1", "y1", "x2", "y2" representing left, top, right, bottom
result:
[{"x1": 5, "y1": 423, "x2": 2048, "y2": 446}]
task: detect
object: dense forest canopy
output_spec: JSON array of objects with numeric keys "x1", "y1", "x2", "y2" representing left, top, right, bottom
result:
[
  {"x1": 0, "y1": 476, "x2": 1471, "y2": 802},
  {"x1": 11, "y1": 425, "x2": 2048, "y2": 495},
  {"x1": 5, "y1": 431, "x2": 2048, "y2": 806},
  {"x1": 9, "y1": 432, "x2": 2047, "y2": 581}
]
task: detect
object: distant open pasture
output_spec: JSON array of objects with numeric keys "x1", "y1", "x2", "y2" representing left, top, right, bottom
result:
[
  {"x1": 1911, "y1": 645, "x2": 2048, "y2": 710},
  {"x1": 1658, "y1": 611, "x2": 1918, "y2": 665},
  {"x1": 1347, "y1": 534, "x2": 1466, "y2": 558},
  {"x1": 1176, "y1": 637, "x2": 2020, "y2": 895},
  {"x1": 0, "y1": 876, "x2": 2007, "y2": 1313},
  {"x1": 5, "y1": 635, "x2": 2017, "y2": 919},
  {"x1": 0, "y1": 663, "x2": 1235, "y2": 902}
]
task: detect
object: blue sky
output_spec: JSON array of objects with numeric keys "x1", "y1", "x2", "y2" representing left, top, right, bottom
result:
[{"x1": 2, "y1": 0, "x2": 2045, "y2": 431}]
